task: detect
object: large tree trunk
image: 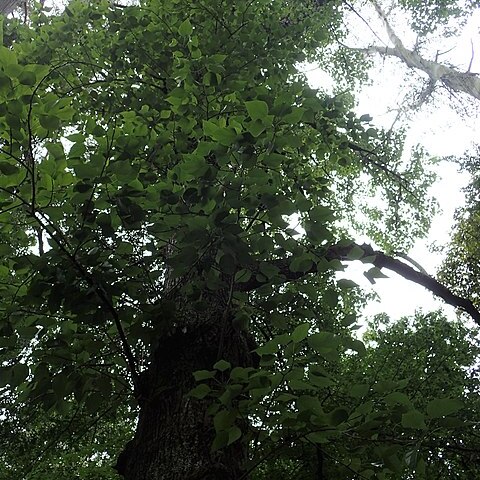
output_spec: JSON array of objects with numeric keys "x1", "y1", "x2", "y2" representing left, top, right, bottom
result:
[
  {"x1": 116, "y1": 293, "x2": 256, "y2": 479},
  {"x1": 0, "y1": 0, "x2": 23, "y2": 15}
]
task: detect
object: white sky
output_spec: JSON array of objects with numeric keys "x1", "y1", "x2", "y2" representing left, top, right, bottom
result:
[{"x1": 306, "y1": 5, "x2": 479, "y2": 323}]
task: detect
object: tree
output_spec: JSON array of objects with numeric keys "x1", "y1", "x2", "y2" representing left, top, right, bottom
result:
[
  {"x1": 0, "y1": 394, "x2": 133, "y2": 479},
  {"x1": 439, "y1": 149, "x2": 480, "y2": 308},
  {"x1": 251, "y1": 311, "x2": 480, "y2": 479},
  {"x1": 0, "y1": 0, "x2": 23, "y2": 16},
  {"x1": 343, "y1": 311, "x2": 480, "y2": 479},
  {"x1": 333, "y1": 0, "x2": 480, "y2": 111},
  {"x1": 0, "y1": 0, "x2": 478, "y2": 478}
]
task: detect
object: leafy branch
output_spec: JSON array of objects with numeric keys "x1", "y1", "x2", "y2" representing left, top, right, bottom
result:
[{"x1": 240, "y1": 242, "x2": 480, "y2": 324}]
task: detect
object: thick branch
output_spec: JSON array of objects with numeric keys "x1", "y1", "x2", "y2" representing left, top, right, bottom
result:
[
  {"x1": 239, "y1": 242, "x2": 480, "y2": 325},
  {"x1": 358, "y1": 0, "x2": 480, "y2": 100},
  {"x1": 356, "y1": 45, "x2": 480, "y2": 100},
  {"x1": 0, "y1": 0, "x2": 22, "y2": 15}
]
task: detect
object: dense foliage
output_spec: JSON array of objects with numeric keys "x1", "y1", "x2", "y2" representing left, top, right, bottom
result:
[
  {"x1": 0, "y1": 0, "x2": 478, "y2": 478},
  {"x1": 440, "y1": 150, "x2": 480, "y2": 309}
]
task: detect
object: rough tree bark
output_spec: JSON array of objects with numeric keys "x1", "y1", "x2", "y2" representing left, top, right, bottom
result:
[
  {"x1": 115, "y1": 289, "x2": 257, "y2": 480},
  {"x1": 0, "y1": 0, "x2": 23, "y2": 15}
]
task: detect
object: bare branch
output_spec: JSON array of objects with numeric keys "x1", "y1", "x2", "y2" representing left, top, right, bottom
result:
[
  {"x1": 467, "y1": 39, "x2": 475, "y2": 73},
  {"x1": 370, "y1": 0, "x2": 403, "y2": 48},
  {"x1": 352, "y1": 0, "x2": 480, "y2": 101},
  {"x1": 344, "y1": 1, "x2": 386, "y2": 46},
  {"x1": 353, "y1": 44, "x2": 480, "y2": 100}
]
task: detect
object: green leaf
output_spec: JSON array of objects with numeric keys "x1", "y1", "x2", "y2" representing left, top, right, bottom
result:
[
  {"x1": 0, "y1": 366, "x2": 12, "y2": 388},
  {"x1": 337, "y1": 278, "x2": 359, "y2": 289},
  {"x1": 182, "y1": 154, "x2": 208, "y2": 177},
  {"x1": 309, "y1": 205, "x2": 334, "y2": 222},
  {"x1": 234, "y1": 269, "x2": 252, "y2": 283},
  {"x1": 214, "y1": 409, "x2": 236, "y2": 432},
  {"x1": 364, "y1": 267, "x2": 388, "y2": 284},
  {"x1": 306, "y1": 431, "x2": 329, "y2": 444},
  {"x1": 426, "y1": 398, "x2": 463, "y2": 418},
  {"x1": 346, "y1": 338, "x2": 366, "y2": 356},
  {"x1": 245, "y1": 100, "x2": 268, "y2": 120},
  {"x1": 305, "y1": 220, "x2": 331, "y2": 244},
  {"x1": 373, "y1": 380, "x2": 398, "y2": 393},
  {"x1": 328, "y1": 407, "x2": 349, "y2": 426},
  {"x1": 39, "y1": 114, "x2": 60, "y2": 130},
  {"x1": 0, "y1": 72, "x2": 11, "y2": 92},
  {"x1": 45, "y1": 142, "x2": 65, "y2": 160},
  {"x1": 202, "y1": 120, "x2": 237, "y2": 145},
  {"x1": 178, "y1": 19, "x2": 193, "y2": 36},
  {"x1": 188, "y1": 384, "x2": 211, "y2": 399},
  {"x1": 227, "y1": 425, "x2": 242, "y2": 445},
  {"x1": 52, "y1": 373, "x2": 68, "y2": 399},
  {"x1": 232, "y1": 311, "x2": 250, "y2": 331},
  {"x1": 359, "y1": 114, "x2": 373, "y2": 122},
  {"x1": 211, "y1": 431, "x2": 229, "y2": 451},
  {"x1": 213, "y1": 127, "x2": 238, "y2": 146},
  {"x1": 202, "y1": 120, "x2": 218, "y2": 137},
  {"x1": 0, "y1": 162, "x2": 19, "y2": 175},
  {"x1": 193, "y1": 370, "x2": 215, "y2": 381},
  {"x1": 288, "y1": 379, "x2": 314, "y2": 391},
  {"x1": 401, "y1": 410, "x2": 427, "y2": 429},
  {"x1": 349, "y1": 384, "x2": 369, "y2": 398},
  {"x1": 246, "y1": 119, "x2": 265, "y2": 137},
  {"x1": 258, "y1": 262, "x2": 279, "y2": 279},
  {"x1": 18, "y1": 70, "x2": 36, "y2": 86},
  {"x1": 283, "y1": 107, "x2": 305, "y2": 123},
  {"x1": 289, "y1": 255, "x2": 313, "y2": 273},
  {"x1": 219, "y1": 253, "x2": 236, "y2": 274},
  {"x1": 0, "y1": 46, "x2": 16, "y2": 66},
  {"x1": 256, "y1": 339, "x2": 279, "y2": 356},
  {"x1": 7, "y1": 99, "x2": 23, "y2": 115},
  {"x1": 292, "y1": 322, "x2": 310, "y2": 343},
  {"x1": 213, "y1": 360, "x2": 231, "y2": 372},
  {"x1": 346, "y1": 244, "x2": 365, "y2": 260},
  {"x1": 85, "y1": 392, "x2": 103, "y2": 414},
  {"x1": 308, "y1": 332, "x2": 338, "y2": 354},
  {"x1": 323, "y1": 289, "x2": 337, "y2": 307},
  {"x1": 11, "y1": 363, "x2": 29, "y2": 387},
  {"x1": 309, "y1": 374, "x2": 333, "y2": 388},
  {"x1": 384, "y1": 392, "x2": 411, "y2": 406}
]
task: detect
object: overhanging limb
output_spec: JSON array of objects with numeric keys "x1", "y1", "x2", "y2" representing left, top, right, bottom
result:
[{"x1": 239, "y1": 242, "x2": 480, "y2": 325}]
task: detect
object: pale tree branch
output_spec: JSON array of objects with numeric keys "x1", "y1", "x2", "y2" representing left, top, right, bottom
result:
[
  {"x1": 369, "y1": 0, "x2": 403, "y2": 48},
  {"x1": 346, "y1": 0, "x2": 480, "y2": 101},
  {"x1": 356, "y1": 43, "x2": 480, "y2": 100},
  {"x1": 467, "y1": 39, "x2": 475, "y2": 73}
]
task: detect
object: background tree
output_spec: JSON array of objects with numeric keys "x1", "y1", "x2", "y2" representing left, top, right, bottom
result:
[
  {"x1": 322, "y1": 0, "x2": 480, "y2": 119},
  {"x1": 0, "y1": 0, "x2": 24, "y2": 16},
  {"x1": 250, "y1": 311, "x2": 480, "y2": 478},
  {"x1": 439, "y1": 148, "x2": 480, "y2": 308}
]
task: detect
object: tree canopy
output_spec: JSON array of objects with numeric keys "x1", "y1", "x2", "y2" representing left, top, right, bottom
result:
[{"x1": 0, "y1": 0, "x2": 478, "y2": 479}]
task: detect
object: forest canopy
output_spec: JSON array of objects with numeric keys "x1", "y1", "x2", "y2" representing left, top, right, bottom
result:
[{"x1": 0, "y1": 0, "x2": 478, "y2": 479}]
